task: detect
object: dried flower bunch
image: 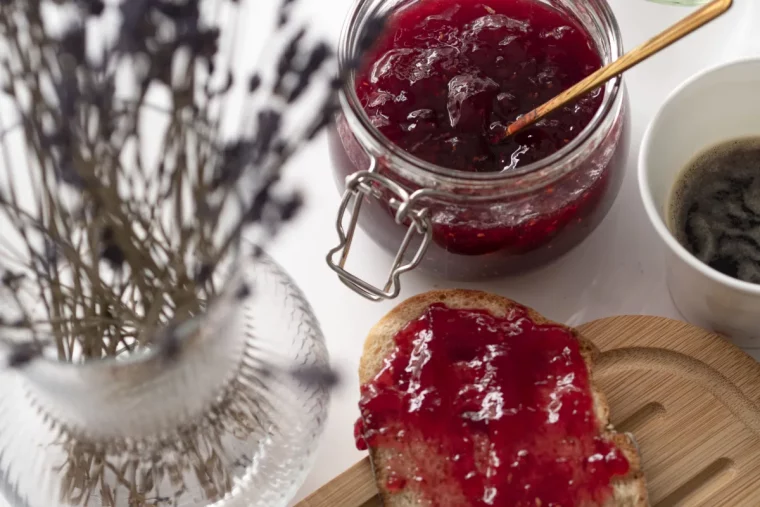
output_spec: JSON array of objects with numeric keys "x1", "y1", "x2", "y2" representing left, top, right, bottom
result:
[{"x1": 0, "y1": 0, "x2": 382, "y2": 363}]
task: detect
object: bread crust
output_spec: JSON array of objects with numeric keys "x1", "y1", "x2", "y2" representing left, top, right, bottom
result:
[{"x1": 358, "y1": 289, "x2": 647, "y2": 507}]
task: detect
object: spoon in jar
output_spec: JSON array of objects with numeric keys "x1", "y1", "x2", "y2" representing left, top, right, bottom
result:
[{"x1": 502, "y1": 0, "x2": 733, "y2": 138}]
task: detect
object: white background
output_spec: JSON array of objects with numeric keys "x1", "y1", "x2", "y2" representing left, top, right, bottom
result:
[
  {"x1": 265, "y1": 0, "x2": 760, "y2": 503},
  {"x1": 0, "y1": 2, "x2": 756, "y2": 507}
]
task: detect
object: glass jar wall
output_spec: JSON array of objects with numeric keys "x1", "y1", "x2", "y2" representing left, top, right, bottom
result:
[{"x1": 328, "y1": 0, "x2": 631, "y2": 289}]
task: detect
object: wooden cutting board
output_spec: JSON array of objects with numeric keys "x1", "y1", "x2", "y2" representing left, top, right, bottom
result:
[{"x1": 296, "y1": 316, "x2": 760, "y2": 507}]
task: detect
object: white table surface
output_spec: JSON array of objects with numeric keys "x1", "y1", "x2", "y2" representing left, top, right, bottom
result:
[{"x1": 260, "y1": 0, "x2": 760, "y2": 503}]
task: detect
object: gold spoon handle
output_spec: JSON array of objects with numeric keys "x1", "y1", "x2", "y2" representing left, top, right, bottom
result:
[{"x1": 504, "y1": 0, "x2": 733, "y2": 138}]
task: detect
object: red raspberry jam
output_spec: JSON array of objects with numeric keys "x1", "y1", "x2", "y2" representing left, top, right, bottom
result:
[
  {"x1": 355, "y1": 302, "x2": 630, "y2": 506},
  {"x1": 356, "y1": 0, "x2": 603, "y2": 172},
  {"x1": 330, "y1": 0, "x2": 628, "y2": 278}
]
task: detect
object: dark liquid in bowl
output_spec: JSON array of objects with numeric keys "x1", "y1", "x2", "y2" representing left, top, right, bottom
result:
[{"x1": 669, "y1": 137, "x2": 760, "y2": 284}]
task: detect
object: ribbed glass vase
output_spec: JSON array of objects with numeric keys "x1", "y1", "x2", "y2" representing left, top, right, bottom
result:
[{"x1": 0, "y1": 250, "x2": 330, "y2": 507}]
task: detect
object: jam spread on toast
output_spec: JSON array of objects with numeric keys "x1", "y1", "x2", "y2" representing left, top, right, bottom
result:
[{"x1": 355, "y1": 303, "x2": 629, "y2": 506}]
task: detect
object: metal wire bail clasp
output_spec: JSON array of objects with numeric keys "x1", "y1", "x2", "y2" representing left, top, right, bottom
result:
[{"x1": 326, "y1": 157, "x2": 432, "y2": 301}]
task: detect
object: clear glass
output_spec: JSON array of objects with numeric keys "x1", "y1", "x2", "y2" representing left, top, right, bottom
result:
[
  {"x1": 330, "y1": 0, "x2": 630, "y2": 280},
  {"x1": 0, "y1": 249, "x2": 329, "y2": 507}
]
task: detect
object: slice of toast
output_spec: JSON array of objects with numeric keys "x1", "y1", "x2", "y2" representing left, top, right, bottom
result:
[{"x1": 358, "y1": 289, "x2": 647, "y2": 507}]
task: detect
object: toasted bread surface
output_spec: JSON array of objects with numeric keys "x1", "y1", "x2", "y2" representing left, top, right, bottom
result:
[{"x1": 358, "y1": 290, "x2": 647, "y2": 507}]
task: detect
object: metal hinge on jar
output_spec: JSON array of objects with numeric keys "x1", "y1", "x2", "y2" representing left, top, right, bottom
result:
[{"x1": 326, "y1": 156, "x2": 432, "y2": 301}]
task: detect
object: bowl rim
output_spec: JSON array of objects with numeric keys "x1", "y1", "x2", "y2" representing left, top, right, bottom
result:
[{"x1": 638, "y1": 56, "x2": 760, "y2": 296}]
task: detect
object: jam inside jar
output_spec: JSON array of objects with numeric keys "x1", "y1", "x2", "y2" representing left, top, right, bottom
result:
[{"x1": 329, "y1": 0, "x2": 630, "y2": 282}]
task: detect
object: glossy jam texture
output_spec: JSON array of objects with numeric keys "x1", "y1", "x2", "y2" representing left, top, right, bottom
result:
[
  {"x1": 355, "y1": 303, "x2": 630, "y2": 506},
  {"x1": 356, "y1": 0, "x2": 603, "y2": 172}
]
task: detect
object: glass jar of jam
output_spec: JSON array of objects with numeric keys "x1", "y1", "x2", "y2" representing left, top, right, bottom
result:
[{"x1": 327, "y1": 0, "x2": 630, "y2": 300}]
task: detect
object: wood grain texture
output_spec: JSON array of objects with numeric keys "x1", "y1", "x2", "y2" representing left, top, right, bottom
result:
[
  {"x1": 504, "y1": 0, "x2": 732, "y2": 136},
  {"x1": 296, "y1": 458, "x2": 378, "y2": 507},
  {"x1": 296, "y1": 315, "x2": 760, "y2": 507}
]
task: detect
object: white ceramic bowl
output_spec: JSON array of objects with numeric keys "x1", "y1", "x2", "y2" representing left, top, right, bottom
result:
[{"x1": 639, "y1": 57, "x2": 760, "y2": 349}]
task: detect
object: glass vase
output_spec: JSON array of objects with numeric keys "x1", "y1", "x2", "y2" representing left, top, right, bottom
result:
[{"x1": 0, "y1": 249, "x2": 330, "y2": 507}]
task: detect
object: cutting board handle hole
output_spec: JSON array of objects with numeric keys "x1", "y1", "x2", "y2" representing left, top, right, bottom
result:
[
  {"x1": 617, "y1": 402, "x2": 666, "y2": 434},
  {"x1": 654, "y1": 458, "x2": 736, "y2": 507}
]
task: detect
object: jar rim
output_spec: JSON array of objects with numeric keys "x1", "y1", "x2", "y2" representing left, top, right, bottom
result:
[{"x1": 337, "y1": 0, "x2": 625, "y2": 182}]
